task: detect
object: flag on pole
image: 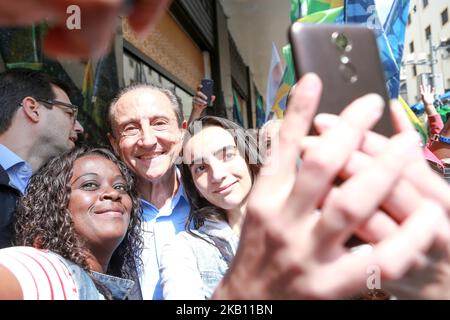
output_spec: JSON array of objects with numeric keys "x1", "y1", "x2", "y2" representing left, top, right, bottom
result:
[
  {"x1": 345, "y1": 0, "x2": 410, "y2": 98},
  {"x1": 271, "y1": 45, "x2": 296, "y2": 118},
  {"x1": 299, "y1": 0, "x2": 344, "y2": 16},
  {"x1": 398, "y1": 96, "x2": 428, "y2": 145},
  {"x1": 265, "y1": 43, "x2": 284, "y2": 121},
  {"x1": 269, "y1": 0, "x2": 344, "y2": 118},
  {"x1": 291, "y1": 0, "x2": 303, "y2": 22}
]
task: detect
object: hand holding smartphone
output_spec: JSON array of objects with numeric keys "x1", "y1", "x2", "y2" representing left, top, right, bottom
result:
[
  {"x1": 289, "y1": 22, "x2": 393, "y2": 136},
  {"x1": 200, "y1": 79, "x2": 214, "y2": 107}
]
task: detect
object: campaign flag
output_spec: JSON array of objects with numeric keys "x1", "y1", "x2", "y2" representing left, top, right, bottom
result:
[
  {"x1": 345, "y1": 0, "x2": 410, "y2": 98},
  {"x1": 265, "y1": 42, "x2": 284, "y2": 121},
  {"x1": 270, "y1": 0, "x2": 344, "y2": 118},
  {"x1": 399, "y1": 96, "x2": 428, "y2": 145},
  {"x1": 271, "y1": 45, "x2": 296, "y2": 118}
]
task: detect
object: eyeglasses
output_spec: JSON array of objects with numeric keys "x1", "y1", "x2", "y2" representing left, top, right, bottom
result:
[{"x1": 36, "y1": 98, "x2": 79, "y2": 124}]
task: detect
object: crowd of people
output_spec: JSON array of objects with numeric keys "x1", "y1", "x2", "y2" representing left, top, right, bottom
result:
[{"x1": 1, "y1": 0, "x2": 450, "y2": 300}]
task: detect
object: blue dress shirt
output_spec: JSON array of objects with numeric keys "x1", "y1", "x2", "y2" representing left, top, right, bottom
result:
[
  {"x1": 0, "y1": 144, "x2": 32, "y2": 194},
  {"x1": 138, "y1": 168, "x2": 191, "y2": 300}
]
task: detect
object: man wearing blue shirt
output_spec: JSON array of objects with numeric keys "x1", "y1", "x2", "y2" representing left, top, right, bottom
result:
[
  {"x1": 108, "y1": 85, "x2": 196, "y2": 300},
  {"x1": 0, "y1": 68, "x2": 84, "y2": 248}
]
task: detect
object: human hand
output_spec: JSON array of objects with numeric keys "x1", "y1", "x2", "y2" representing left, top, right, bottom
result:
[
  {"x1": 212, "y1": 73, "x2": 449, "y2": 299},
  {"x1": 192, "y1": 84, "x2": 216, "y2": 112},
  {"x1": 420, "y1": 85, "x2": 436, "y2": 108},
  {"x1": 0, "y1": 0, "x2": 170, "y2": 59},
  {"x1": 312, "y1": 99, "x2": 450, "y2": 299}
]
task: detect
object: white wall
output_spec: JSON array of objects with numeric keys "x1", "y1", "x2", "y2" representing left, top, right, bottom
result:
[{"x1": 220, "y1": 0, "x2": 291, "y2": 96}]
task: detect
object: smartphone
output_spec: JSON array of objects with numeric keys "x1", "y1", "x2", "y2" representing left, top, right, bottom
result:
[
  {"x1": 201, "y1": 79, "x2": 214, "y2": 107},
  {"x1": 289, "y1": 22, "x2": 393, "y2": 136}
]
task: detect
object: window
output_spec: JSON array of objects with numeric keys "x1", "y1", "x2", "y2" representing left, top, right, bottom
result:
[
  {"x1": 409, "y1": 41, "x2": 415, "y2": 53},
  {"x1": 413, "y1": 65, "x2": 417, "y2": 77},
  {"x1": 423, "y1": 0, "x2": 428, "y2": 8},
  {"x1": 408, "y1": 14, "x2": 411, "y2": 25},
  {"x1": 442, "y1": 8, "x2": 449, "y2": 26},
  {"x1": 123, "y1": 51, "x2": 194, "y2": 120},
  {"x1": 425, "y1": 26, "x2": 431, "y2": 40}
]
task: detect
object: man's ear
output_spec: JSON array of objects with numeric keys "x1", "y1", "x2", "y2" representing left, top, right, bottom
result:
[
  {"x1": 181, "y1": 119, "x2": 188, "y2": 130},
  {"x1": 21, "y1": 97, "x2": 40, "y2": 123},
  {"x1": 107, "y1": 132, "x2": 120, "y2": 156}
]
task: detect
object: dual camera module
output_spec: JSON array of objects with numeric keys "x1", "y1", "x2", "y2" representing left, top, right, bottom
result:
[{"x1": 331, "y1": 32, "x2": 357, "y2": 83}]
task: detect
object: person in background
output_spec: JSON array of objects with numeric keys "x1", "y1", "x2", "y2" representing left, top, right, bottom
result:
[
  {"x1": 189, "y1": 83, "x2": 216, "y2": 124},
  {"x1": 421, "y1": 84, "x2": 444, "y2": 167}
]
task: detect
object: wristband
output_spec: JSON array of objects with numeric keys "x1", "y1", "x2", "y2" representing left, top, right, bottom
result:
[{"x1": 432, "y1": 134, "x2": 450, "y2": 145}]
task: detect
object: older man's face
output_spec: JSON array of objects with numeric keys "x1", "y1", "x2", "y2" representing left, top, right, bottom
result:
[{"x1": 109, "y1": 89, "x2": 185, "y2": 182}]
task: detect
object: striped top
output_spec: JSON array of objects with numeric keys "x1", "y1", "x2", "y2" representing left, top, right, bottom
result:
[{"x1": 0, "y1": 246, "x2": 79, "y2": 300}]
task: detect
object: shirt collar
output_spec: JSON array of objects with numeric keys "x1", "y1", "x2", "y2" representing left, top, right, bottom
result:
[
  {"x1": 140, "y1": 166, "x2": 189, "y2": 219},
  {"x1": 172, "y1": 167, "x2": 189, "y2": 208},
  {"x1": 0, "y1": 144, "x2": 28, "y2": 171}
]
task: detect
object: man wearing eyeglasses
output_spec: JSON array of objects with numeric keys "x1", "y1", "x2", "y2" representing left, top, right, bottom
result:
[{"x1": 0, "y1": 68, "x2": 84, "y2": 248}]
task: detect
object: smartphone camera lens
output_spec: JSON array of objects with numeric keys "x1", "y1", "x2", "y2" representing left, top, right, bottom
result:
[{"x1": 332, "y1": 32, "x2": 352, "y2": 52}]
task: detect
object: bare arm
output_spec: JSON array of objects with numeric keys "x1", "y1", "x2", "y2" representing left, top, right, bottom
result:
[{"x1": 0, "y1": 264, "x2": 23, "y2": 299}]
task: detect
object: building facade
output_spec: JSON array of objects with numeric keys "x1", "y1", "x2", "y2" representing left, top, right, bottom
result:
[
  {"x1": 402, "y1": 0, "x2": 450, "y2": 105},
  {"x1": 0, "y1": 0, "x2": 288, "y2": 145}
]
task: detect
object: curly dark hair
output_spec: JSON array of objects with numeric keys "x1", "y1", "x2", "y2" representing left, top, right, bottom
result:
[
  {"x1": 181, "y1": 116, "x2": 263, "y2": 233},
  {"x1": 15, "y1": 146, "x2": 143, "y2": 297}
]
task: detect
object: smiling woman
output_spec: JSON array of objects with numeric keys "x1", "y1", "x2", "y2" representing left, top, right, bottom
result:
[
  {"x1": 0, "y1": 146, "x2": 143, "y2": 300},
  {"x1": 159, "y1": 116, "x2": 262, "y2": 299}
]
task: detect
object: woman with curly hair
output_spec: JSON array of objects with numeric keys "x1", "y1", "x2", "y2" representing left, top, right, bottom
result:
[
  {"x1": 159, "y1": 116, "x2": 262, "y2": 299},
  {"x1": 0, "y1": 146, "x2": 143, "y2": 299}
]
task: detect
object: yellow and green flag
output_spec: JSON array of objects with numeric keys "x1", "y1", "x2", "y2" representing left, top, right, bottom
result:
[
  {"x1": 270, "y1": 0, "x2": 344, "y2": 119},
  {"x1": 398, "y1": 96, "x2": 428, "y2": 145}
]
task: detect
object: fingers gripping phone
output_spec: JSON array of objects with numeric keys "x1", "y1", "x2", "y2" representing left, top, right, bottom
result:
[
  {"x1": 201, "y1": 79, "x2": 214, "y2": 107},
  {"x1": 289, "y1": 22, "x2": 393, "y2": 136}
]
